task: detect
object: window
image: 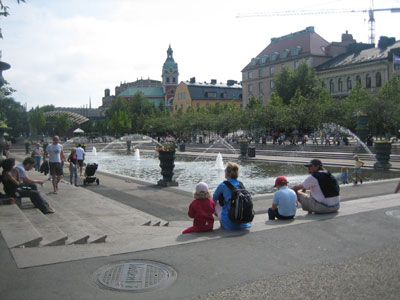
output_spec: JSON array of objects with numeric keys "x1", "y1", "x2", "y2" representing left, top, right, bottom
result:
[
  {"x1": 280, "y1": 49, "x2": 290, "y2": 59},
  {"x1": 294, "y1": 60, "x2": 299, "y2": 69},
  {"x1": 270, "y1": 80, "x2": 275, "y2": 89},
  {"x1": 291, "y1": 46, "x2": 302, "y2": 56},
  {"x1": 180, "y1": 104, "x2": 183, "y2": 110},
  {"x1": 258, "y1": 82, "x2": 263, "y2": 93},
  {"x1": 366, "y1": 74, "x2": 371, "y2": 88},
  {"x1": 347, "y1": 77, "x2": 352, "y2": 90},
  {"x1": 248, "y1": 84, "x2": 253, "y2": 92},
  {"x1": 306, "y1": 57, "x2": 311, "y2": 66},
  {"x1": 261, "y1": 55, "x2": 268, "y2": 63},
  {"x1": 258, "y1": 68, "x2": 263, "y2": 77},
  {"x1": 271, "y1": 52, "x2": 279, "y2": 61},
  {"x1": 270, "y1": 66, "x2": 275, "y2": 75},
  {"x1": 220, "y1": 92, "x2": 227, "y2": 98},
  {"x1": 259, "y1": 95, "x2": 264, "y2": 103},
  {"x1": 376, "y1": 72, "x2": 382, "y2": 87},
  {"x1": 248, "y1": 71, "x2": 253, "y2": 79},
  {"x1": 322, "y1": 81, "x2": 326, "y2": 89},
  {"x1": 170, "y1": 89, "x2": 174, "y2": 94},
  {"x1": 166, "y1": 77, "x2": 170, "y2": 83},
  {"x1": 196, "y1": 102, "x2": 200, "y2": 109},
  {"x1": 395, "y1": 63, "x2": 400, "y2": 70},
  {"x1": 356, "y1": 75, "x2": 361, "y2": 85},
  {"x1": 338, "y1": 78, "x2": 343, "y2": 92},
  {"x1": 172, "y1": 77, "x2": 176, "y2": 83},
  {"x1": 329, "y1": 79, "x2": 334, "y2": 93},
  {"x1": 206, "y1": 92, "x2": 217, "y2": 98}
]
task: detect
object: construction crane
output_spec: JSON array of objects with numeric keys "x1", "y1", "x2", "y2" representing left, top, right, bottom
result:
[{"x1": 236, "y1": 6, "x2": 400, "y2": 45}]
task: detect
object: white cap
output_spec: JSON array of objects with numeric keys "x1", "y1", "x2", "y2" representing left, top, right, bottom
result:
[{"x1": 196, "y1": 182, "x2": 209, "y2": 194}]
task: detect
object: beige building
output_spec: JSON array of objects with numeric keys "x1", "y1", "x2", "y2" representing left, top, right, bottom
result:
[
  {"x1": 173, "y1": 78, "x2": 242, "y2": 113},
  {"x1": 241, "y1": 26, "x2": 334, "y2": 107},
  {"x1": 316, "y1": 39, "x2": 400, "y2": 97}
]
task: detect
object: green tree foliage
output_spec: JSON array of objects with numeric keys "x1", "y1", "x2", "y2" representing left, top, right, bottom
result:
[
  {"x1": 273, "y1": 61, "x2": 322, "y2": 104},
  {"x1": 29, "y1": 106, "x2": 46, "y2": 134},
  {"x1": 109, "y1": 110, "x2": 131, "y2": 136},
  {"x1": 55, "y1": 113, "x2": 72, "y2": 135}
]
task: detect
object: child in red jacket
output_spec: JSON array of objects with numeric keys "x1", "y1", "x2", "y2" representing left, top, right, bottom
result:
[{"x1": 182, "y1": 182, "x2": 215, "y2": 234}]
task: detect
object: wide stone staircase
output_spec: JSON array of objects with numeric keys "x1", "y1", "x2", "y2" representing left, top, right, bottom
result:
[{"x1": 0, "y1": 179, "x2": 169, "y2": 250}]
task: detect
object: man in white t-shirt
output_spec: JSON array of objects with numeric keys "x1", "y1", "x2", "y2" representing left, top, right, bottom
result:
[
  {"x1": 75, "y1": 144, "x2": 86, "y2": 176},
  {"x1": 44, "y1": 136, "x2": 63, "y2": 194},
  {"x1": 292, "y1": 159, "x2": 340, "y2": 214}
]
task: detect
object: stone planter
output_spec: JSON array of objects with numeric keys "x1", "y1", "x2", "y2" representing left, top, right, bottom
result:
[
  {"x1": 157, "y1": 150, "x2": 178, "y2": 186},
  {"x1": 374, "y1": 142, "x2": 392, "y2": 169},
  {"x1": 239, "y1": 141, "x2": 248, "y2": 157}
]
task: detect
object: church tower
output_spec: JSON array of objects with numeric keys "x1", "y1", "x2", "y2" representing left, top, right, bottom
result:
[{"x1": 162, "y1": 45, "x2": 179, "y2": 108}]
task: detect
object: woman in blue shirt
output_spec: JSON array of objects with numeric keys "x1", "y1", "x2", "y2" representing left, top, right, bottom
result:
[{"x1": 213, "y1": 162, "x2": 252, "y2": 230}]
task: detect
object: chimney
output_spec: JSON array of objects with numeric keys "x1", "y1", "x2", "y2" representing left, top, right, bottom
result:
[
  {"x1": 211, "y1": 79, "x2": 217, "y2": 84},
  {"x1": 190, "y1": 77, "x2": 196, "y2": 83},
  {"x1": 341, "y1": 30, "x2": 355, "y2": 43},
  {"x1": 227, "y1": 80, "x2": 237, "y2": 86}
]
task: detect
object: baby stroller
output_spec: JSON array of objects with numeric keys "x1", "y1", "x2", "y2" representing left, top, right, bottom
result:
[{"x1": 83, "y1": 163, "x2": 100, "y2": 186}]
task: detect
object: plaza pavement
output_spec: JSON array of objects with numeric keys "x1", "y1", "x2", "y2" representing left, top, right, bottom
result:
[{"x1": 1, "y1": 148, "x2": 400, "y2": 300}]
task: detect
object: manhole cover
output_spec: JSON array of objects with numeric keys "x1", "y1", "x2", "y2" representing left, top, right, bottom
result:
[
  {"x1": 94, "y1": 260, "x2": 177, "y2": 293},
  {"x1": 385, "y1": 210, "x2": 400, "y2": 219}
]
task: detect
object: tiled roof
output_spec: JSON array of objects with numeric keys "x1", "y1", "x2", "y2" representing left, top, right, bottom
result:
[
  {"x1": 186, "y1": 83, "x2": 242, "y2": 100},
  {"x1": 317, "y1": 41, "x2": 400, "y2": 71},
  {"x1": 242, "y1": 26, "x2": 329, "y2": 71}
]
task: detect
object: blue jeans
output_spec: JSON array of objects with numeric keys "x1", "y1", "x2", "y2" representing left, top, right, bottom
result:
[
  {"x1": 69, "y1": 164, "x2": 78, "y2": 185},
  {"x1": 34, "y1": 155, "x2": 41, "y2": 171}
]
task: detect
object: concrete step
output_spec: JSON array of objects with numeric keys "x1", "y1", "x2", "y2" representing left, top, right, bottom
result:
[
  {"x1": 22, "y1": 208, "x2": 68, "y2": 246},
  {"x1": 0, "y1": 204, "x2": 42, "y2": 248},
  {"x1": 46, "y1": 199, "x2": 106, "y2": 244}
]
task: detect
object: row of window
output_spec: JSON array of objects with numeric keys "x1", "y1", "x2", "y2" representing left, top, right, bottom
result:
[
  {"x1": 247, "y1": 80, "x2": 275, "y2": 93},
  {"x1": 325, "y1": 72, "x2": 382, "y2": 93},
  {"x1": 165, "y1": 77, "x2": 176, "y2": 83},
  {"x1": 247, "y1": 58, "x2": 310, "y2": 80},
  {"x1": 251, "y1": 46, "x2": 303, "y2": 66}
]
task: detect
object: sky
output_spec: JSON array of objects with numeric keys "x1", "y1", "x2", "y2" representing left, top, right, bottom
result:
[{"x1": 1, "y1": 0, "x2": 400, "y2": 110}]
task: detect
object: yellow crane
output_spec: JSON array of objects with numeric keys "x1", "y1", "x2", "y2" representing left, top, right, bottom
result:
[{"x1": 237, "y1": 6, "x2": 400, "y2": 45}]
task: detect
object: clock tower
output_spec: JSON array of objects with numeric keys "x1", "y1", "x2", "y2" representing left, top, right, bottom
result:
[{"x1": 162, "y1": 45, "x2": 179, "y2": 108}]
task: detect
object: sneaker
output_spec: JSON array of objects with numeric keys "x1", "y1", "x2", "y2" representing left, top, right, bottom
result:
[
  {"x1": 45, "y1": 207, "x2": 55, "y2": 214},
  {"x1": 360, "y1": 179, "x2": 363, "y2": 184}
]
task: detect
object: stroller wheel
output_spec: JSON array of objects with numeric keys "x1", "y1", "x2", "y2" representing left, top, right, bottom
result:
[
  {"x1": 96, "y1": 178, "x2": 100, "y2": 185},
  {"x1": 83, "y1": 179, "x2": 87, "y2": 186}
]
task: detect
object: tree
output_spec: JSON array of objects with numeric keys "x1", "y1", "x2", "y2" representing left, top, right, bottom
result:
[
  {"x1": 273, "y1": 61, "x2": 322, "y2": 104},
  {"x1": 55, "y1": 113, "x2": 72, "y2": 136},
  {"x1": 0, "y1": 0, "x2": 25, "y2": 38},
  {"x1": 109, "y1": 110, "x2": 131, "y2": 136},
  {"x1": 29, "y1": 106, "x2": 46, "y2": 134}
]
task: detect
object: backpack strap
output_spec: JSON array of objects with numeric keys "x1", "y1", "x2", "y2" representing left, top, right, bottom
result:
[{"x1": 223, "y1": 180, "x2": 235, "y2": 191}]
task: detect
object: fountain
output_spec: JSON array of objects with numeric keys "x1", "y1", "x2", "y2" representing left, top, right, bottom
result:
[
  {"x1": 213, "y1": 153, "x2": 225, "y2": 170},
  {"x1": 92, "y1": 146, "x2": 97, "y2": 156},
  {"x1": 133, "y1": 148, "x2": 140, "y2": 161}
]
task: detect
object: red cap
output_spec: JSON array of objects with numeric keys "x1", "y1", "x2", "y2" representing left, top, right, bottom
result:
[{"x1": 274, "y1": 176, "x2": 288, "y2": 187}]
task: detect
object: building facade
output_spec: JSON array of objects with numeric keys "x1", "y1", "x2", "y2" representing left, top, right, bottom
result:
[
  {"x1": 100, "y1": 45, "x2": 179, "y2": 110},
  {"x1": 317, "y1": 38, "x2": 400, "y2": 97},
  {"x1": 173, "y1": 78, "x2": 242, "y2": 113},
  {"x1": 241, "y1": 27, "x2": 333, "y2": 107}
]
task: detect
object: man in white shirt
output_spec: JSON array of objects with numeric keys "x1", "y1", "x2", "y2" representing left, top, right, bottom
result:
[
  {"x1": 44, "y1": 136, "x2": 63, "y2": 194},
  {"x1": 292, "y1": 159, "x2": 340, "y2": 214},
  {"x1": 76, "y1": 144, "x2": 86, "y2": 176}
]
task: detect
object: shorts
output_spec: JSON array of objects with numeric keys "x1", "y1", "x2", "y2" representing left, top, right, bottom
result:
[
  {"x1": 354, "y1": 168, "x2": 361, "y2": 174},
  {"x1": 49, "y1": 162, "x2": 63, "y2": 176},
  {"x1": 77, "y1": 160, "x2": 84, "y2": 167},
  {"x1": 298, "y1": 192, "x2": 339, "y2": 214}
]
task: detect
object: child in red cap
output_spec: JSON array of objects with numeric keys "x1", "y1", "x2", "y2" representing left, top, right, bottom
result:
[
  {"x1": 268, "y1": 176, "x2": 297, "y2": 220},
  {"x1": 182, "y1": 182, "x2": 215, "y2": 234}
]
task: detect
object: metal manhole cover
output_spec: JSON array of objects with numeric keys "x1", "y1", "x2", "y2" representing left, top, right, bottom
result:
[
  {"x1": 385, "y1": 210, "x2": 400, "y2": 219},
  {"x1": 94, "y1": 260, "x2": 177, "y2": 293}
]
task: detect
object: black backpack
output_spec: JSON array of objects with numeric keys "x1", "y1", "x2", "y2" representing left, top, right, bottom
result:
[
  {"x1": 312, "y1": 171, "x2": 340, "y2": 198},
  {"x1": 222, "y1": 181, "x2": 255, "y2": 224}
]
